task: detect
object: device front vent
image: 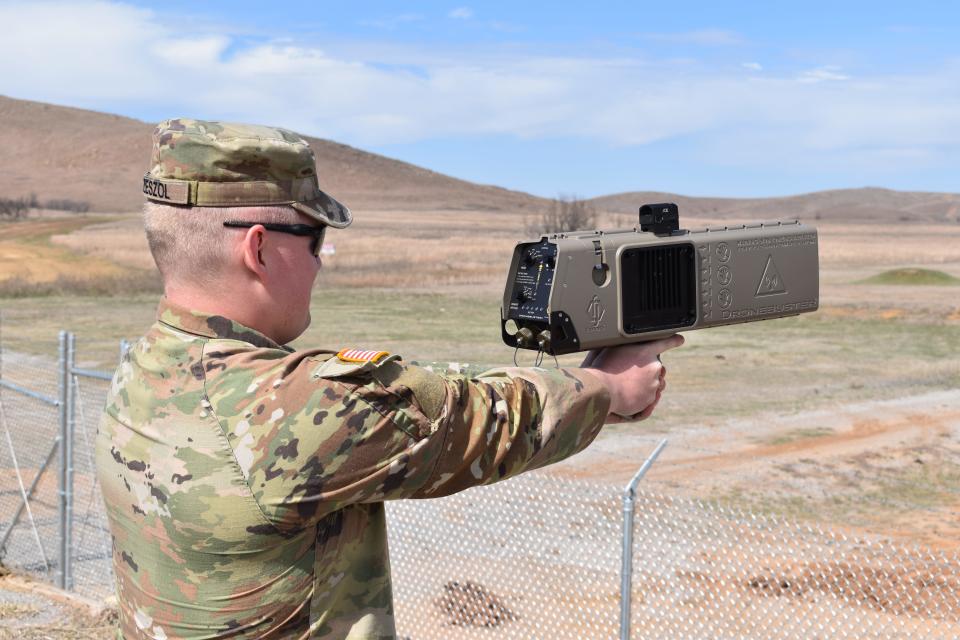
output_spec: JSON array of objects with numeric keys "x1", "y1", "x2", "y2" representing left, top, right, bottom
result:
[{"x1": 620, "y1": 243, "x2": 696, "y2": 334}]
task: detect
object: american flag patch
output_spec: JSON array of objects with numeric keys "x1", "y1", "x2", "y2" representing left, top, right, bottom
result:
[{"x1": 336, "y1": 348, "x2": 390, "y2": 364}]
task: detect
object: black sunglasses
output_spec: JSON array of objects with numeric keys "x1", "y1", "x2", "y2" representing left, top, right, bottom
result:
[{"x1": 223, "y1": 221, "x2": 327, "y2": 257}]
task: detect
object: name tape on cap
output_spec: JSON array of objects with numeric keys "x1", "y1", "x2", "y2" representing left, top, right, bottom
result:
[{"x1": 143, "y1": 175, "x2": 190, "y2": 204}]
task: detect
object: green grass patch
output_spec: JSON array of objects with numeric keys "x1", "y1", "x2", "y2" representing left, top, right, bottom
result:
[
  {"x1": 0, "y1": 271, "x2": 162, "y2": 298},
  {"x1": 757, "y1": 427, "x2": 835, "y2": 447},
  {"x1": 1, "y1": 292, "x2": 958, "y2": 418},
  {"x1": 863, "y1": 459, "x2": 960, "y2": 511},
  {"x1": 859, "y1": 267, "x2": 960, "y2": 286},
  {"x1": 710, "y1": 455, "x2": 960, "y2": 529}
]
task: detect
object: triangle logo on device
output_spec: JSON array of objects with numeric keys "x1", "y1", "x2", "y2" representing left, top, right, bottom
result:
[{"x1": 756, "y1": 255, "x2": 787, "y2": 296}]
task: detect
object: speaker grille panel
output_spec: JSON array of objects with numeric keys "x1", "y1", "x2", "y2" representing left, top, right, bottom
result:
[{"x1": 621, "y1": 243, "x2": 696, "y2": 334}]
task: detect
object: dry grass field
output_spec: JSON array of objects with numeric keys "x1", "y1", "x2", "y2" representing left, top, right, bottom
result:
[
  {"x1": 1, "y1": 208, "x2": 959, "y2": 634},
  {"x1": 3, "y1": 97, "x2": 960, "y2": 634}
]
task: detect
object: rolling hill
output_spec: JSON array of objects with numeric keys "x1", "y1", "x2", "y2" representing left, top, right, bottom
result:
[
  {"x1": 2, "y1": 95, "x2": 959, "y2": 223},
  {"x1": 0, "y1": 95, "x2": 545, "y2": 214},
  {"x1": 589, "y1": 189, "x2": 960, "y2": 224}
]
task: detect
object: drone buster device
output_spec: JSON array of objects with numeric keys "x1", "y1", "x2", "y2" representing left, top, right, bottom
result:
[{"x1": 501, "y1": 203, "x2": 819, "y2": 356}]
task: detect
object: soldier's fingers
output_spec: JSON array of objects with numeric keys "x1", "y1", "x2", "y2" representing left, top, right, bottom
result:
[
  {"x1": 622, "y1": 335, "x2": 682, "y2": 365},
  {"x1": 637, "y1": 395, "x2": 660, "y2": 421},
  {"x1": 652, "y1": 334, "x2": 685, "y2": 354},
  {"x1": 580, "y1": 349, "x2": 601, "y2": 368}
]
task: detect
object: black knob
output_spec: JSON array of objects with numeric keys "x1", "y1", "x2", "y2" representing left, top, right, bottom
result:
[{"x1": 592, "y1": 263, "x2": 608, "y2": 286}]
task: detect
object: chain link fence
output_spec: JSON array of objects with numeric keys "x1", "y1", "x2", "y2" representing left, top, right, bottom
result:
[
  {"x1": 69, "y1": 358, "x2": 115, "y2": 598},
  {"x1": 0, "y1": 329, "x2": 959, "y2": 638},
  {"x1": 0, "y1": 326, "x2": 118, "y2": 596},
  {"x1": 0, "y1": 345, "x2": 61, "y2": 585},
  {"x1": 387, "y1": 475, "x2": 960, "y2": 639}
]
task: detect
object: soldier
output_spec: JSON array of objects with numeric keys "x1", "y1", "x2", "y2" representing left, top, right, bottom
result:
[{"x1": 96, "y1": 119, "x2": 683, "y2": 639}]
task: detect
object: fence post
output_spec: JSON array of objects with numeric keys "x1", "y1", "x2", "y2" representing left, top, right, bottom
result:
[
  {"x1": 57, "y1": 330, "x2": 68, "y2": 590},
  {"x1": 65, "y1": 332, "x2": 77, "y2": 590},
  {"x1": 619, "y1": 439, "x2": 668, "y2": 640}
]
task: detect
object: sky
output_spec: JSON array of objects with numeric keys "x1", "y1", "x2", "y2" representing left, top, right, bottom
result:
[{"x1": 1, "y1": 0, "x2": 958, "y2": 198}]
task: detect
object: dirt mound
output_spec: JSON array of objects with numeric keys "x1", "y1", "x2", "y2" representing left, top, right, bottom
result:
[{"x1": 860, "y1": 268, "x2": 960, "y2": 286}]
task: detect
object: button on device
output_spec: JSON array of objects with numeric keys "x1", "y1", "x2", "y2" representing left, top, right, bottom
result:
[{"x1": 592, "y1": 263, "x2": 609, "y2": 286}]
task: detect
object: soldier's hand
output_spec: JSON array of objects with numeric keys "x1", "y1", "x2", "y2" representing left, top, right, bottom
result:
[{"x1": 580, "y1": 335, "x2": 684, "y2": 423}]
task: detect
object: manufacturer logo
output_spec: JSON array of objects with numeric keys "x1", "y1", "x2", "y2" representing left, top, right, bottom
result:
[
  {"x1": 586, "y1": 295, "x2": 606, "y2": 329},
  {"x1": 756, "y1": 255, "x2": 787, "y2": 296}
]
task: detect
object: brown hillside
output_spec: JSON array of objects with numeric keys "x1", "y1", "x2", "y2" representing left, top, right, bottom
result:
[
  {"x1": 0, "y1": 95, "x2": 546, "y2": 214},
  {"x1": 590, "y1": 188, "x2": 960, "y2": 224},
  {"x1": 3, "y1": 95, "x2": 959, "y2": 223}
]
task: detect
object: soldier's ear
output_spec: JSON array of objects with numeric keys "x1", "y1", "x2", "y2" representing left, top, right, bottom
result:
[{"x1": 240, "y1": 225, "x2": 269, "y2": 280}]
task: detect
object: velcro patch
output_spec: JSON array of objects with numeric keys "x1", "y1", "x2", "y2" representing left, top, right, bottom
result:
[{"x1": 337, "y1": 348, "x2": 389, "y2": 364}]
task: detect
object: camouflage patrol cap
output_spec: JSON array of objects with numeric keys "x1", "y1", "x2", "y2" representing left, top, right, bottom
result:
[{"x1": 143, "y1": 118, "x2": 352, "y2": 228}]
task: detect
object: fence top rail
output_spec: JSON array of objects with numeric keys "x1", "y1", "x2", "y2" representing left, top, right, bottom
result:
[
  {"x1": 71, "y1": 368, "x2": 113, "y2": 382},
  {"x1": 0, "y1": 379, "x2": 59, "y2": 407}
]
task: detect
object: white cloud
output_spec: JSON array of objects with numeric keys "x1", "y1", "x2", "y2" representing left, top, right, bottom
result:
[
  {"x1": 152, "y1": 36, "x2": 231, "y2": 67},
  {"x1": 742, "y1": 62, "x2": 763, "y2": 71},
  {"x1": 449, "y1": 7, "x2": 474, "y2": 20},
  {"x1": 797, "y1": 66, "x2": 850, "y2": 83},
  {"x1": 0, "y1": 0, "x2": 957, "y2": 172},
  {"x1": 643, "y1": 29, "x2": 744, "y2": 46}
]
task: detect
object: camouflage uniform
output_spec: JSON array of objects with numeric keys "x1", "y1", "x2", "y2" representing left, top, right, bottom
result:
[{"x1": 96, "y1": 120, "x2": 611, "y2": 639}]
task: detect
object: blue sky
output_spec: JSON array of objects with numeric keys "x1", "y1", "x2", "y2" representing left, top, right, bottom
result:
[{"x1": 1, "y1": 1, "x2": 958, "y2": 198}]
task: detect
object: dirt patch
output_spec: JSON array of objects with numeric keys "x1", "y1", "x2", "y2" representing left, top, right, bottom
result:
[
  {"x1": 0, "y1": 215, "x2": 128, "y2": 285},
  {"x1": 746, "y1": 560, "x2": 960, "y2": 621},
  {"x1": 0, "y1": 240, "x2": 122, "y2": 284},
  {"x1": 565, "y1": 390, "x2": 960, "y2": 549},
  {"x1": 435, "y1": 580, "x2": 518, "y2": 628},
  {"x1": 0, "y1": 574, "x2": 116, "y2": 639}
]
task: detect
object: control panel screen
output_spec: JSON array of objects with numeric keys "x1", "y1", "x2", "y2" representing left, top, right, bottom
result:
[{"x1": 506, "y1": 240, "x2": 556, "y2": 323}]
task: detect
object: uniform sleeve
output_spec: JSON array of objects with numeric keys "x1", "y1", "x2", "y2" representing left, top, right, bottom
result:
[
  {"x1": 387, "y1": 364, "x2": 611, "y2": 499},
  {"x1": 204, "y1": 349, "x2": 610, "y2": 533},
  {"x1": 408, "y1": 360, "x2": 494, "y2": 379}
]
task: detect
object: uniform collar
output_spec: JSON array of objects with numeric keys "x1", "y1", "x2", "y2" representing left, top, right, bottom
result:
[{"x1": 156, "y1": 298, "x2": 290, "y2": 351}]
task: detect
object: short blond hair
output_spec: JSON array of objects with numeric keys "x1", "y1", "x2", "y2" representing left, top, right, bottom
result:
[{"x1": 143, "y1": 202, "x2": 303, "y2": 287}]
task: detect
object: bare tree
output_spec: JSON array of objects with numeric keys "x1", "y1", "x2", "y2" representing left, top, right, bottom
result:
[
  {"x1": 526, "y1": 194, "x2": 597, "y2": 234},
  {"x1": 0, "y1": 196, "x2": 30, "y2": 220},
  {"x1": 45, "y1": 198, "x2": 90, "y2": 213}
]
